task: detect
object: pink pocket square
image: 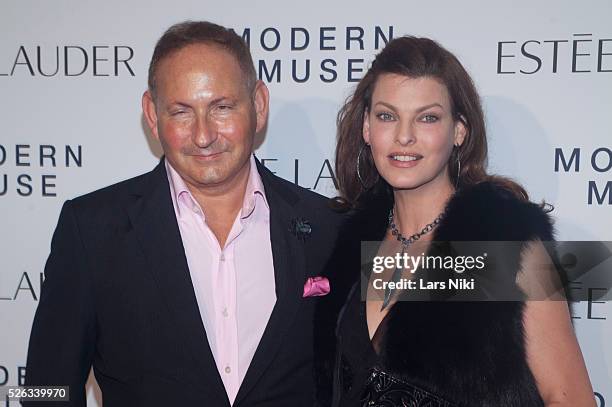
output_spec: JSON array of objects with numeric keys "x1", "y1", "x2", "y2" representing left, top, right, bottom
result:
[{"x1": 303, "y1": 276, "x2": 330, "y2": 298}]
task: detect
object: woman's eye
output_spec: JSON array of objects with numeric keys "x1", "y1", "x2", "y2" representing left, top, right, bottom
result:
[
  {"x1": 421, "y1": 114, "x2": 438, "y2": 123},
  {"x1": 376, "y1": 112, "x2": 394, "y2": 121}
]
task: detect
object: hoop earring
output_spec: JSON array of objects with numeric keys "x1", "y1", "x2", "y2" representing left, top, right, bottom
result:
[
  {"x1": 454, "y1": 145, "x2": 461, "y2": 189},
  {"x1": 357, "y1": 143, "x2": 375, "y2": 190}
]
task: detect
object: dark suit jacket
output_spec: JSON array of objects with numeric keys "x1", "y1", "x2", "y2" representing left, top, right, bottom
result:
[{"x1": 24, "y1": 158, "x2": 343, "y2": 407}]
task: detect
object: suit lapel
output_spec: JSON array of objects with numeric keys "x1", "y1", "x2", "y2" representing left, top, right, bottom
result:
[
  {"x1": 126, "y1": 160, "x2": 228, "y2": 404},
  {"x1": 234, "y1": 159, "x2": 307, "y2": 405}
]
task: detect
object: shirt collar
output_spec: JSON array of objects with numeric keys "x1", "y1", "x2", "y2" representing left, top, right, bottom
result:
[
  {"x1": 242, "y1": 155, "x2": 269, "y2": 219},
  {"x1": 165, "y1": 155, "x2": 268, "y2": 220}
]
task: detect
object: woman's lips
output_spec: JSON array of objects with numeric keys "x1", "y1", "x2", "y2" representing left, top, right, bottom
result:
[{"x1": 388, "y1": 153, "x2": 422, "y2": 168}]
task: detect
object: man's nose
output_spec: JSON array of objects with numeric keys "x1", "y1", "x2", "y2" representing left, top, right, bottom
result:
[
  {"x1": 395, "y1": 120, "x2": 416, "y2": 146},
  {"x1": 192, "y1": 114, "x2": 217, "y2": 148}
]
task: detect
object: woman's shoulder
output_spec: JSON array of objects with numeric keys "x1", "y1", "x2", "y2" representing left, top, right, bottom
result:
[
  {"x1": 334, "y1": 190, "x2": 393, "y2": 242},
  {"x1": 437, "y1": 181, "x2": 555, "y2": 242}
]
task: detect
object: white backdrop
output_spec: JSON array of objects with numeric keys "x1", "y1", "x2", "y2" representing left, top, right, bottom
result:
[{"x1": 1, "y1": 1, "x2": 611, "y2": 405}]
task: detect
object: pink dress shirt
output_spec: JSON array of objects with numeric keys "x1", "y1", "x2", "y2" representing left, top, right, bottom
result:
[{"x1": 165, "y1": 155, "x2": 276, "y2": 405}]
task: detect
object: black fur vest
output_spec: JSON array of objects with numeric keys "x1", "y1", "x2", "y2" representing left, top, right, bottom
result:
[{"x1": 314, "y1": 181, "x2": 555, "y2": 407}]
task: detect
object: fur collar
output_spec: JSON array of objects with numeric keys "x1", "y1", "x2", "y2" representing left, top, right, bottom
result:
[{"x1": 345, "y1": 181, "x2": 553, "y2": 243}]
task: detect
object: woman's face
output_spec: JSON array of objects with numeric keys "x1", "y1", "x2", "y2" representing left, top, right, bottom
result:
[{"x1": 363, "y1": 74, "x2": 466, "y2": 192}]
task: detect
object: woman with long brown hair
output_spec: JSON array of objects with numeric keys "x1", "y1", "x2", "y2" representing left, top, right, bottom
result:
[{"x1": 315, "y1": 36, "x2": 594, "y2": 406}]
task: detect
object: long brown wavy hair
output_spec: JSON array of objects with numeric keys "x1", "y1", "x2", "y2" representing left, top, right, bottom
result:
[{"x1": 335, "y1": 36, "x2": 528, "y2": 206}]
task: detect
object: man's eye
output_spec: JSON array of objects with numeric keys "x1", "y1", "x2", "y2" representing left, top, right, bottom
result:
[
  {"x1": 170, "y1": 110, "x2": 187, "y2": 116},
  {"x1": 376, "y1": 112, "x2": 394, "y2": 121},
  {"x1": 421, "y1": 114, "x2": 439, "y2": 123}
]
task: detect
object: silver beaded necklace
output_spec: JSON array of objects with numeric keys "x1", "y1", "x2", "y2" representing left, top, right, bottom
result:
[{"x1": 381, "y1": 208, "x2": 445, "y2": 310}]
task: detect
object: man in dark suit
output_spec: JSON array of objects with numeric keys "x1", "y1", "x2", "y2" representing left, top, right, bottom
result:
[{"x1": 24, "y1": 21, "x2": 341, "y2": 406}]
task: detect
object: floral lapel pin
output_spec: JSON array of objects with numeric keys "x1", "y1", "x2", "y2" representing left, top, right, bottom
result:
[{"x1": 290, "y1": 217, "x2": 312, "y2": 241}]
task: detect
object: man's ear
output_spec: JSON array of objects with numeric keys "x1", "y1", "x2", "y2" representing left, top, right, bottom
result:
[
  {"x1": 363, "y1": 108, "x2": 371, "y2": 145},
  {"x1": 142, "y1": 90, "x2": 160, "y2": 140},
  {"x1": 253, "y1": 80, "x2": 270, "y2": 134}
]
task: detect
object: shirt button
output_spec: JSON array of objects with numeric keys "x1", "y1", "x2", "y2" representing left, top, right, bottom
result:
[
  {"x1": 225, "y1": 366, "x2": 231, "y2": 374},
  {"x1": 220, "y1": 253, "x2": 225, "y2": 261},
  {"x1": 192, "y1": 206, "x2": 199, "y2": 214},
  {"x1": 222, "y1": 308, "x2": 229, "y2": 317}
]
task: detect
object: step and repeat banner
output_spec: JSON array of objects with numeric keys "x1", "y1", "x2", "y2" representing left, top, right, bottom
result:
[{"x1": 1, "y1": 0, "x2": 611, "y2": 405}]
